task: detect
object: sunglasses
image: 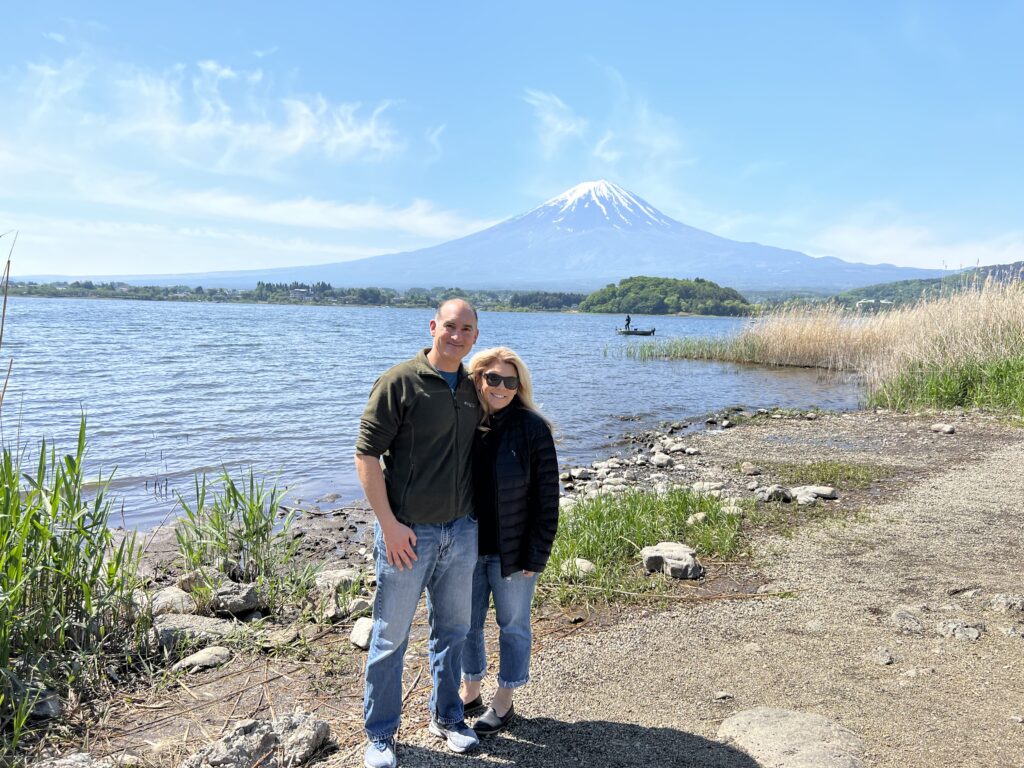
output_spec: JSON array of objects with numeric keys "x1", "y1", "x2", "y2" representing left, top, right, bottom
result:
[{"x1": 482, "y1": 372, "x2": 520, "y2": 390}]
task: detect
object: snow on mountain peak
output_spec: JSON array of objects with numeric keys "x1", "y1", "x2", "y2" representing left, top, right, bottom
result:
[{"x1": 525, "y1": 179, "x2": 674, "y2": 231}]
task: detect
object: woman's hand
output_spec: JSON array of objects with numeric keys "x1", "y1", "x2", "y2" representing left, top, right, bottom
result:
[{"x1": 522, "y1": 570, "x2": 535, "y2": 577}]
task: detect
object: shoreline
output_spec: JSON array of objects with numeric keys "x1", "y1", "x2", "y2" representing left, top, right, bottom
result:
[{"x1": 34, "y1": 405, "x2": 1024, "y2": 767}]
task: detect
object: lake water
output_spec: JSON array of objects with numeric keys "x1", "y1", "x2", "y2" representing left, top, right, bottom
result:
[{"x1": 0, "y1": 298, "x2": 861, "y2": 529}]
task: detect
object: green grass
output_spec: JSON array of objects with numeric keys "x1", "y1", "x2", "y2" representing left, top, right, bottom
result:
[
  {"x1": 1, "y1": 420, "x2": 145, "y2": 759},
  {"x1": 175, "y1": 469, "x2": 309, "y2": 614},
  {"x1": 758, "y1": 459, "x2": 891, "y2": 489},
  {"x1": 869, "y1": 357, "x2": 1024, "y2": 414},
  {"x1": 540, "y1": 488, "x2": 742, "y2": 604}
]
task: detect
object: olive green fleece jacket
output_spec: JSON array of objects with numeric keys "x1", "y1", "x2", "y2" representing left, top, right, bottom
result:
[{"x1": 355, "y1": 349, "x2": 481, "y2": 525}]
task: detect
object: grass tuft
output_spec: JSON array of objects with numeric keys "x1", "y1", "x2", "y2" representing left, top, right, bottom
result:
[{"x1": 540, "y1": 488, "x2": 741, "y2": 604}]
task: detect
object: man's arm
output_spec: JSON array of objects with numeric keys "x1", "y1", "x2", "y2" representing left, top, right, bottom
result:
[{"x1": 355, "y1": 454, "x2": 418, "y2": 570}]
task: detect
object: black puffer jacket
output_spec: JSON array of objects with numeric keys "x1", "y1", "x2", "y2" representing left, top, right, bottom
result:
[{"x1": 474, "y1": 402, "x2": 560, "y2": 578}]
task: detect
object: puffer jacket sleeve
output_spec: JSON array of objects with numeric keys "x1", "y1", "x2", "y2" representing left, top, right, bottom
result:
[{"x1": 523, "y1": 415, "x2": 560, "y2": 573}]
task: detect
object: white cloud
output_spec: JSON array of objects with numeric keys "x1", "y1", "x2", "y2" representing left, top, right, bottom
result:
[
  {"x1": 252, "y1": 46, "x2": 279, "y2": 59},
  {"x1": 425, "y1": 123, "x2": 445, "y2": 163},
  {"x1": 811, "y1": 221, "x2": 1024, "y2": 269},
  {"x1": 43, "y1": 32, "x2": 67, "y2": 44},
  {"x1": 523, "y1": 89, "x2": 587, "y2": 159}
]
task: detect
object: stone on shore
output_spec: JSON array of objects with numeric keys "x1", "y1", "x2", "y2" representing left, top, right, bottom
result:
[
  {"x1": 153, "y1": 614, "x2": 236, "y2": 651},
  {"x1": 639, "y1": 542, "x2": 704, "y2": 580},
  {"x1": 176, "y1": 567, "x2": 226, "y2": 593},
  {"x1": 755, "y1": 484, "x2": 793, "y2": 503},
  {"x1": 740, "y1": 462, "x2": 762, "y2": 476},
  {"x1": 209, "y1": 582, "x2": 268, "y2": 616},
  {"x1": 33, "y1": 755, "x2": 112, "y2": 768},
  {"x1": 150, "y1": 586, "x2": 198, "y2": 617},
  {"x1": 560, "y1": 557, "x2": 597, "y2": 581},
  {"x1": 936, "y1": 620, "x2": 983, "y2": 641},
  {"x1": 692, "y1": 481, "x2": 724, "y2": 494},
  {"x1": 651, "y1": 452, "x2": 674, "y2": 468},
  {"x1": 172, "y1": 646, "x2": 232, "y2": 673},
  {"x1": 991, "y1": 594, "x2": 1024, "y2": 612},
  {"x1": 350, "y1": 617, "x2": 374, "y2": 649},
  {"x1": 717, "y1": 707, "x2": 865, "y2": 767},
  {"x1": 179, "y1": 710, "x2": 329, "y2": 768},
  {"x1": 931, "y1": 423, "x2": 956, "y2": 434},
  {"x1": 890, "y1": 608, "x2": 925, "y2": 633}
]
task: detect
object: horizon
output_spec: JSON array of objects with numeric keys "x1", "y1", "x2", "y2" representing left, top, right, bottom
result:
[{"x1": 3, "y1": 3, "x2": 1024, "y2": 277}]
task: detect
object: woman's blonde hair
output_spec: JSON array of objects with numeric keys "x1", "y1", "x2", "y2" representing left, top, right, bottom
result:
[{"x1": 468, "y1": 346, "x2": 552, "y2": 430}]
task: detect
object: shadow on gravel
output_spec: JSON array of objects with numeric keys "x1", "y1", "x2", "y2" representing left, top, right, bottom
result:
[{"x1": 395, "y1": 716, "x2": 760, "y2": 767}]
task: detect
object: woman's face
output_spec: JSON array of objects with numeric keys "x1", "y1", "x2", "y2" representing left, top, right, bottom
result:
[{"x1": 478, "y1": 360, "x2": 519, "y2": 412}]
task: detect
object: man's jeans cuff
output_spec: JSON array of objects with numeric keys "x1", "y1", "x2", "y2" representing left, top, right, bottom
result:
[
  {"x1": 366, "y1": 728, "x2": 397, "y2": 742},
  {"x1": 433, "y1": 710, "x2": 467, "y2": 726}
]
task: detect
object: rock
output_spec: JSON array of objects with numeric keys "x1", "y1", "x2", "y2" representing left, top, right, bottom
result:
[
  {"x1": 31, "y1": 688, "x2": 62, "y2": 720},
  {"x1": 804, "y1": 412, "x2": 818, "y2": 420},
  {"x1": 179, "y1": 710, "x2": 329, "y2": 768},
  {"x1": 602, "y1": 476, "x2": 628, "y2": 486},
  {"x1": 721, "y1": 504, "x2": 743, "y2": 517},
  {"x1": 348, "y1": 597, "x2": 372, "y2": 617},
  {"x1": 791, "y1": 485, "x2": 838, "y2": 500},
  {"x1": 793, "y1": 490, "x2": 818, "y2": 506},
  {"x1": 570, "y1": 467, "x2": 592, "y2": 480},
  {"x1": 692, "y1": 481, "x2": 724, "y2": 493},
  {"x1": 558, "y1": 497, "x2": 577, "y2": 512},
  {"x1": 651, "y1": 452, "x2": 674, "y2": 468},
  {"x1": 868, "y1": 647, "x2": 895, "y2": 665},
  {"x1": 209, "y1": 582, "x2": 267, "y2": 616},
  {"x1": 350, "y1": 617, "x2": 374, "y2": 649},
  {"x1": 239, "y1": 610, "x2": 263, "y2": 623},
  {"x1": 639, "y1": 542, "x2": 704, "y2": 580},
  {"x1": 560, "y1": 557, "x2": 597, "y2": 581},
  {"x1": 176, "y1": 567, "x2": 225, "y2": 593},
  {"x1": 890, "y1": 608, "x2": 924, "y2": 633},
  {"x1": 746, "y1": 481, "x2": 759, "y2": 491},
  {"x1": 686, "y1": 512, "x2": 707, "y2": 526},
  {"x1": 991, "y1": 594, "x2": 1024, "y2": 612},
  {"x1": 151, "y1": 586, "x2": 199, "y2": 616},
  {"x1": 152, "y1": 614, "x2": 236, "y2": 651},
  {"x1": 930, "y1": 423, "x2": 956, "y2": 434},
  {"x1": 32, "y1": 755, "x2": 112, "y2": 768},
  {"x1": 172, "y1": 646, "x2": 232, "y2": 673},
  {"x1": 714, "y1": 691, "x2": 734, "y2": 701},
  {"x1": 262, "y1": 626, "x2": 301, "y2": 649},
  {"x1": 684, "y1": 447, "x2": 700, "y2": 455},
  {"x1": 558, "y1": 472, "x2": 571, "y2": 481},
  {"x1": 717, "y1": 707, "x2": 865, "y2": 768},
  {"x1": 936, "y1": 620, "x2": 983, "y2": 641},
  {"x1": 756, "y1": 484, "x2": 792, "y2": 503},
  {"x1": 720, "y1": 419, "x2": 732, "y2": 429},
  {"x1": 740, "y1": 462, "x2": 762, "y2": 476},
  {"x1": 902, "y1": 666, "x2": 936, "y2": 678},
  {"x1": 314, "y1": 568, "x2": 361, "y2": 595}
]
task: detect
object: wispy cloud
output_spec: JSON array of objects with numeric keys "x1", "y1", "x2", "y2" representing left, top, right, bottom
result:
[
  {"x1": 252, "y1": 46, "x2": 279, "y2": 59},
  {"x1": 523, "y1": 89, "x2": 587, "y2": 159},
  {"x1": 811, "y1": 219, "x2": 1024, "y2": 269},
  {"x1": 42, "y1": 32, "x2": 67, "y2": 44},
  {"x1": 425, "y1": 123, "x2": 445, "y2": 163}
]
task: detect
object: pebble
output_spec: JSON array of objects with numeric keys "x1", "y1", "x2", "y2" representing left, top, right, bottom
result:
[{"x1": 930, "y1": 423, "x2": 956, "y2": 434}]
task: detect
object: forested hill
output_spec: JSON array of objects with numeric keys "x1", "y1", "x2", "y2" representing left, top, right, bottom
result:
[
  {"x1": 832, "y1": 261, "x2": 1024, "y2": 307},
  {"x1": 578, "y1": 276, "x2": 751, "y2": 316}
]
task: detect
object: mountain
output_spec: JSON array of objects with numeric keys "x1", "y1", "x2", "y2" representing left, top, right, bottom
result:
[{"x1": 25, "y1": 181, "x2": 949, "y2": 292}]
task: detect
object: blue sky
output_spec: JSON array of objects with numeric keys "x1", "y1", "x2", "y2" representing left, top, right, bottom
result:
[{"x1": 3, "y1": 2, "x2": 1023, "y2": 277}]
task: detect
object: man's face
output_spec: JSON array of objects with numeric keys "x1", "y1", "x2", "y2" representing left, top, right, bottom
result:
[{"x1": 429, "y1": 301, "x2": 479, "y2": 369}]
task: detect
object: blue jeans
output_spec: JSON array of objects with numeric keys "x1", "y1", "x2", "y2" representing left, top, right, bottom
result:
[
  {"x1": 462, "y1": 554, "x2": 539, "y2": 689},
  {"x1": 363, "y1": 515, "x2": 478, "y2": 741}
]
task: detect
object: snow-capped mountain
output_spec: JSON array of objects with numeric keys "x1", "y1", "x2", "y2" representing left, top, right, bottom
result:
[{"x1": 94, "y1": 180, "x2": 949, "y2": 292}]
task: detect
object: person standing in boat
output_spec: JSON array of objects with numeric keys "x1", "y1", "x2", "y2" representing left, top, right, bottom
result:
[
  {"x1": 624, "y1": 314, "x2": 631, "y2": 330},
  {"x1": 460, "y1": 346, "x2": 559, "y2": 736}
]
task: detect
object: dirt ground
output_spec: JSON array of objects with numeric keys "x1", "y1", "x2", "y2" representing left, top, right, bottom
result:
[{"x1": 49, "y1": 408, "x2": 1024, "y2": 767}]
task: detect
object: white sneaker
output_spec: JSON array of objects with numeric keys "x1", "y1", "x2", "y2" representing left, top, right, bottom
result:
[{"x1": 364, "y1": 737, "x2": 397, "y2": 768}]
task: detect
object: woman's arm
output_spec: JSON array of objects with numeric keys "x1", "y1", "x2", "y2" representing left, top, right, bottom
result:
[{"x1": 523, "y1": 419, "x2": 560, "y2": 573}]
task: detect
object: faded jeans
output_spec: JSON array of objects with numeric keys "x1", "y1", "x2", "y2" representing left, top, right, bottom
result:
[
  {"x1": 363, "y1": 514, "x2": 478, "y2": 740},
  {"x1": 462, "y1": 554, "x2": 539, "y2": 689}
]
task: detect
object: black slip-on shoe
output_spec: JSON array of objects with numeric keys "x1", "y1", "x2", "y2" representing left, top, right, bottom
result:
[
  {"x1": 473, "y1": 704, "x2": 515, "y2": 736},
  {"x1": 462, "y1": 695, "x2": 486, "y2": 718}
]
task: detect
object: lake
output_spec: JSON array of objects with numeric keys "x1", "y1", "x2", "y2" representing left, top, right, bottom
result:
[{"x1": 0, "y1": 298, "x2": 861, "y2": 529}]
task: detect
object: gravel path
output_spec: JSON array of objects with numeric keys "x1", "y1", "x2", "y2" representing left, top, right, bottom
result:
[{"x1": 386, "y1": 415, "x2": 1024, "y2": 767}]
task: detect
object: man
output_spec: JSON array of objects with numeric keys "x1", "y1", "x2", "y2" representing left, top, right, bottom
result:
[{"x1": 355, "y1": 298, "x2": 482, "y2": 768}]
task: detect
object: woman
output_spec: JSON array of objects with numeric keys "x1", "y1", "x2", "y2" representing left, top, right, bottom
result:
[{"x1": 460, "y1": 347, "x2": 560, "y2": 736}]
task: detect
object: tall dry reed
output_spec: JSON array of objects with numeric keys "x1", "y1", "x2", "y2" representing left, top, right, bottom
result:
[{"x1": 633, "y1": 279, "x2": 1024, "y2": 410}]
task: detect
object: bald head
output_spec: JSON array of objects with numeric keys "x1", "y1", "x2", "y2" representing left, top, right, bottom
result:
[{"x1": 435, "y1": 298, "x2": 478, "y2": 323}]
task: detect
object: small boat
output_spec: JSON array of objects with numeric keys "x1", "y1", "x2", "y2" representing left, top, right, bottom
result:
[{"x1": 616, "y1": 327, "x2": 655, "y2": 336}]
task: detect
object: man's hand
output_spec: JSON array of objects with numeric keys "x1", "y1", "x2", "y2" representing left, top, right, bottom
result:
[{"x1": 381, "y1": 519, "x2": 418, "y2": 570}]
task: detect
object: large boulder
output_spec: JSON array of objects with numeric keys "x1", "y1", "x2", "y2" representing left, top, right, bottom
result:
[
  {"x1": 179, "y1": 710, "x2": 329, "y2": 768},
  {"x1": 151, "y1": 586, "x2": 199, "y2": 617},
  {"x1": 718, "y1": 707, "x2": 865, "y2": 767}
]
